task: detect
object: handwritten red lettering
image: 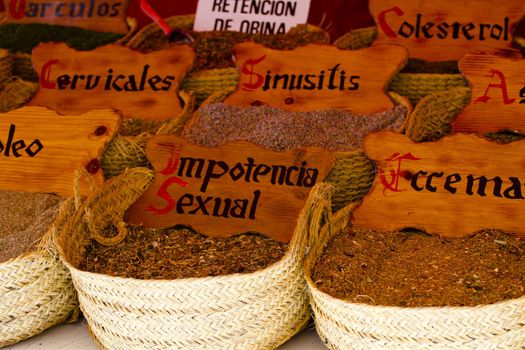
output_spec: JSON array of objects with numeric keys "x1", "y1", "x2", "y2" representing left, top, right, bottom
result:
[
  {"x1": 9, "y1": 0, "x2": 26, "y2": 20},
  {"x1": 147, "y1": 143, "x2": 188, "y2": 215},
  {"x1": 241, "y1": 55, "x2": 266, "y2": 92},
  {"x1": 40, "y1": 59, "x2": 59, "y2": 89},
  {"x1": 377, "y1": 6, "x2": 404, "y2": 38},
  {"x1": 380, "y1": 152, "x2": 420, "y2": 194},
  {"x1": 475, "y1": 69, "x2": 517, "y2": 105}
]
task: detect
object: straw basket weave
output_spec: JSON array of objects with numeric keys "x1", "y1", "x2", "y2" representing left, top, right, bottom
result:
[
  {"x1": 100, "y1": 91, "x2": 195, "y2": 178},
  {"x1": 56, "y1": 168, "x2": 333, "y2": 349},
  {"x1": 335, "y1": 26, "x2": 471, "y2": 106},
  {"x1": 0, "y1": 199, "x2": 79, "y2": 347},
  {"x1": 304, "y1": 201, "x2": 525, "y2": 350}
]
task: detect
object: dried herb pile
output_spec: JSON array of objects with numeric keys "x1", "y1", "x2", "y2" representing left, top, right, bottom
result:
[
  {"x1": 0, "y1": 191, "x2": 62, "y2": 263},
  {"x1": 185, "y1": 103, "x2": 407, "y2": 151},
  {"x1": 80, "y1": 226, "x2": 288, "y2": 279},
  {"x1": 312, "y1": 229, "x2": 525, "y2": 307},
  {"x1": 401, "y1": 59, "x2": 460, "y2": 74},
  {"x1": 135, "y1": 28, "x2": 330, "y2": 71}
]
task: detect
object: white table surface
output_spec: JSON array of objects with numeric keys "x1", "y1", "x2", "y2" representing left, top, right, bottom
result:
[{"x1": 5, "y1": 319, "x2": 328, "y2": 350}]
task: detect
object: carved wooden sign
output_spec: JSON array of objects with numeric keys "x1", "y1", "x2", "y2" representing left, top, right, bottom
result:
[
  {"x1": 370, "y1": 0, "x2": 525, "y2": 61},
  {"x1": 452, "y1": 52, "x2": 525, "y2": 133},
  {"x1": 352, "y1": 131, "x2": 525, "y2": 239},
  {"x1": 0, "y1": 106, "x2": 119, "y2": 196},
  {"x1": 224, "y1": 43, "x2": 407, "y2": 114},
  {"x1": 29, "y1": 43, "x2": 195, "y2": 120},
  {"x1": 2, "y1": 0, "x2": 130, "y2": 34},
  {"x1": 125, "y1": 135, "x2": 335, "y2": 242}
]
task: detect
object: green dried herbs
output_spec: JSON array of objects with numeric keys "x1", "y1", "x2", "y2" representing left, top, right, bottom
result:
[{"x1": 0, "y1": 23, "x2": 124, "y2": 53}]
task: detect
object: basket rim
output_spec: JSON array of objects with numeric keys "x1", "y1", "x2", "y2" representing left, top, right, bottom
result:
[
  {"x1": 58, "y1": 233, "x2": 300, "y2": 286},
  {"x1": 55, "y1": 174, "x2": 333, "y2": 288},
  {"x1": 304, "y1": 201, "x2": 525, "y2": 312},
  {"x1": 306, "y1": 274, "x2": 525, "y2": 312},
  {"x1": 0, "y1": 247, "x2": 51, "y2": 267}
]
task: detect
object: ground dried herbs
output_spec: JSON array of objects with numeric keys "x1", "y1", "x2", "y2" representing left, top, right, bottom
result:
[
  {"x1": 0, "y1": 191, "x2": 62, "y2": 263},
  {"x1": 401, "y1": 58, "x2": 460, "y2": 74},
  {"x1": 136, "y1": 28, "x2": 329, "y2": 71},
  {"x1": 185, "y1": 104, "x2": 407, "y2": 152},
  {"x1": 313, "y1": 229, "x2": 525, "y2": 307},
  {"x1": 0, "y1": 23, "x2": 124, "y2": 54},
  {"x1": 81, "y1": 226, "x2": 288, "y2": 279}
]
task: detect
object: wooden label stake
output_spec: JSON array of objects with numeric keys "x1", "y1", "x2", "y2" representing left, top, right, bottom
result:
[
  {"x1": 224, "y1": 43, "x2": 407, "y2": 114},
  {"x1": 370, "y1": 0, "x2": 525, "y2": 61},
  {"x1": 452, "y1": 51, "x2": 525, "y2": 133},
  {"x1": 352, "y1": 131, "x2": 525, "y2": 239},
  {"x1": 2, "y1": 0, "x2": 130, "y2": 34},
  {"x1": 0, "y1": 106, "x2": 120, "y2": 196},
  {"x1": 30, "y1": 43, "x2": 195, "y2": 120},
  {"x1": 126, "y1": 135, "x2": 335, "y2": 242}
]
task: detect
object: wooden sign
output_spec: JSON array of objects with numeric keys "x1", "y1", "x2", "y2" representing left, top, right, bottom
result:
[
  {"x1": 452, "y1": 52, "x2": 525, "y2": 133},
  {"x1": 2, "y1": 0, "x2": 130, "y2": 34},
  {"x1": 0, "y1": 106, "x2": 119, "y2": 196},
  {"x1": 125, "y1": 135, "x2": 335, "y2": 242},
  {"x1": 370, "y1": 0, "x2": 525, "y2": 61},
  {"x1": 352, "y1": 131, "x2": 525, "y2": 239},
  {"x1": 29, "y1": 43, "x2": 195, "y2": 120},
  {"x1": 223, "y1": 43, "x2": 407, "y2": 114}
]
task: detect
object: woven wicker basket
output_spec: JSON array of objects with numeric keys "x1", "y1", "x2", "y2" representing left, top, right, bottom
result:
[
  {"x1": 334, "y1": 26, "x2": 472, "y2": 106},
  {"x1": 0, "y1": 198, "x2": 79, "y2": 347},
  {"x1": 304, "y1": 201, "x2": 525, "y2": 350},
  {"x1": 56, "y1": 168, "x2": 333, "y2": 349}
]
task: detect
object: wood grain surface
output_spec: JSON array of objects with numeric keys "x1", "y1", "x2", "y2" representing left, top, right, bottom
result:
[
  {"x1": 352, "y1": 131, "x2": 525, "y2": 238},
  {"x1": 370, "y1": 0, "x2": 525, "y2": 61},
  {"x1": 0, "y1": 106, "x2": 120, "y2": 196},
  {"x1": 126, "y1": 135, "x2": 335, "y2": 242},
  {"x1": 452, "y1": 51, "x2": 525, "y2": 133},
  {"x1": 30, "y1": 43, "x2": 195, "y2": 120},
  {"x1": 224, "y1": 43, "x2": 407, "y2": 114},
  {"x1": 2, "y1": 0, "x2": 130, "y2": 33}
]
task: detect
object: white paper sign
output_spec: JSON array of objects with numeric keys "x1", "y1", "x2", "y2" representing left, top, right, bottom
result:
[{"x1": 193, "y1": 0, "x2": 311, "y2": 34}]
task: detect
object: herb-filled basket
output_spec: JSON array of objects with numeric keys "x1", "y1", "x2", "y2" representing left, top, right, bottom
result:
[
  {"x1": 179, "y1": 86, "x2": 471, "y2": 212},
  {"x1": 0, "y1": 195, "x2": 79, "y2": 347},
  {"x1": 56, "y1": 168, "x2": 332, "y2": 349},
  {"x1": 304, "y1": 198, "x2": 525, "y2": 349}
]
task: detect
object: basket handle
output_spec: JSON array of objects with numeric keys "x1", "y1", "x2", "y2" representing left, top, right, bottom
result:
[{"x1": 287, "y1": 182, "x2": 334, "y2": 259}]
